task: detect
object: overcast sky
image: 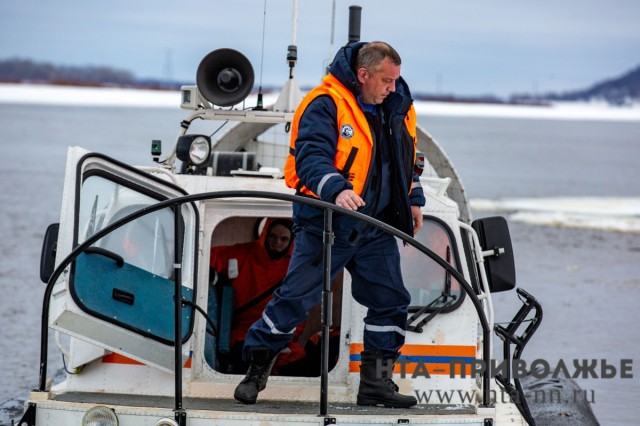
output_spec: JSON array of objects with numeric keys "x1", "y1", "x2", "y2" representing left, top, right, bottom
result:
[{"x1": 1, "y1": 0, "x2": 639, "y2": 97}]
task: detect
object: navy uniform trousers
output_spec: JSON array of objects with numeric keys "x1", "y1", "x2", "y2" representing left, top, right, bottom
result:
[{"x1": 243, "y1": 225, "x2": 411, "y2": 360}]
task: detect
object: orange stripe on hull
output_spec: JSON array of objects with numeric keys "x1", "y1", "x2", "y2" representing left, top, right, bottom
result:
[
  {"x1": 348, "y1": 361, "x2": 472, "y2": 376},
  {"x1": 102, "y1": 353, "x2": 192, "y2": 368},
  {"x1": 350, "y1": 343, "x2": 476, "y2": 357},
  {"x1": 349, "y1": 343, "x2": 475, "y2": 376},
  {"x1": 102, "y1": 353, "x2": 144, "y2": 365}
]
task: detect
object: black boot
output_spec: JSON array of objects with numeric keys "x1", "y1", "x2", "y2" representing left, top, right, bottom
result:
[
  {"x1": 357, "y1": 350, "x2": 417, "y2": 408},
  {"x1": 233, "y1": 347, "x2": 276, "y2": 404}
]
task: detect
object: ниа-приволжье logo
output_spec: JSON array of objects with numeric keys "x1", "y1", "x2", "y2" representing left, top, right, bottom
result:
[{"x1": 375, "y1": 358, "x2": 634, "y2": 380}]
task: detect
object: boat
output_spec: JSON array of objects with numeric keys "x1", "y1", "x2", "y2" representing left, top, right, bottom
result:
[{"x1": 13, "y1": 3, "x2": 571, "y2": 426}]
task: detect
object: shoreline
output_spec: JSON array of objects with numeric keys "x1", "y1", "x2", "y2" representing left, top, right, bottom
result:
[{"x1": 1, "y1": 82, "x2": 639, "y2": 122}]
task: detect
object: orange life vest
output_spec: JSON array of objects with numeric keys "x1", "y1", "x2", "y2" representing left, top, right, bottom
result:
[{"x1": 284, "y1": 73, "x2": 418, "y2": 199}]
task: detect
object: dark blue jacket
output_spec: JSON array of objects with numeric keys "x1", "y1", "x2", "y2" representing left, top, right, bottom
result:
[{"x1": 292, "y1": 42, "x2": 426, "y2": 240}]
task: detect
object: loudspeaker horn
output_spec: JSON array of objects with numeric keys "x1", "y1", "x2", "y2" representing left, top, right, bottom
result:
[{"x1": 196, "y1": 48, "x2": 255, "y2": 107}]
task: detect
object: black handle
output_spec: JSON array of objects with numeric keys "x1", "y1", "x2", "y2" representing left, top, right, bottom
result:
[
  {"x1": 85, "y1": 246, "x2": 124, "y2": 268},
  {"x1": 112, "y1": 288, "x2": 135, "y2": 305}
]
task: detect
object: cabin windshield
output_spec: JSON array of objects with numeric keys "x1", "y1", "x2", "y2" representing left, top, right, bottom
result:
[
  {"x1": 400, "y1": 216, "x2": 463, "y2": 313},
  {"x1": 77, "y1": 175, "x2": 176, "y2": 278}
]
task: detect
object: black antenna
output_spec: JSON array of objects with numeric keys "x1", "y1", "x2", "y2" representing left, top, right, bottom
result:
[
  {"x1": 254, "y1": 0, "x2": 268, "y2": 110},
  {"x1": 287, "y1": 45, "x2": 297, "y2": 79},
  {"x1": 348, "y1": 5, "x2": 362, "y2": 44},
  {"x1": 324, "y1": 0, "x2": 336, "y2": 74}
]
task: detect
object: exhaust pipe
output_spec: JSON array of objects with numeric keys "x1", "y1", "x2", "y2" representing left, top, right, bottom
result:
[{"x1": 348, "y1": 5, "x2": 362, "y2": 43}]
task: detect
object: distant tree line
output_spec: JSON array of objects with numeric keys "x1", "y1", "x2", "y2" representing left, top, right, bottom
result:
[
  {"x1": 511, "y1": 64, "x2": 640, "y2": 106},
  {"x1": 0, "y1": 58, "x2": 135, "y2": 85},
  {"x1": 0, "y1": 58, "x2": 182, "y2": 89}
]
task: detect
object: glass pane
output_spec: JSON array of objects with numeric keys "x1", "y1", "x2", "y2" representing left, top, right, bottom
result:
[
  {"x1": 78, "y1": 175, "x2": 175, "y2": 279},
  {"x1": 400, "y1": 219, "x2": 461, "y2": 309}
]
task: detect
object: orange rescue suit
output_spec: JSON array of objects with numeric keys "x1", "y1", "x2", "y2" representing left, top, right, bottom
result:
[{"x1": 209, "y1": 219, "x2": 292, "y2": 348}]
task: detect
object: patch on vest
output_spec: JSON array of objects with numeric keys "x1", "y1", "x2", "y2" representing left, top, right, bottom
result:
[{"x1": 340, "y1": 124, "x2": 354, "y2": 139}]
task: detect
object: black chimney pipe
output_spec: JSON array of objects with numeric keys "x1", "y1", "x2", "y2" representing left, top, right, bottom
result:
[{"x1": 348, "y1": 5, "x2": 362, "y2": 43}]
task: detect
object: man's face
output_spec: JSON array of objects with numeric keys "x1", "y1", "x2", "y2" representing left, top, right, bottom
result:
[
  {"x1": 266, "y1": 224, "x2": 292, "y2": 254},
  {"x1": 357, "y1": 57, "x2": 401, "y2": 105}
]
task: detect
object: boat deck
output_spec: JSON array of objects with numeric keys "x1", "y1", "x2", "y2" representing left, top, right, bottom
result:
[{"x1": 53, "y1": 392, "x2": 476, "y2": 416}]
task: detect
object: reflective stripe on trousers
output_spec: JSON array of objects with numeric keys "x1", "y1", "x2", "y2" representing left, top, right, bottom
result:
[{"x1": 243, "y1": 227, "x2": 410, "y2": 360}]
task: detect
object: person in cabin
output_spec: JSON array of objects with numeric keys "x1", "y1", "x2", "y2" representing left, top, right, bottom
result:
[
  {"x1": 208, "y1": 218, "x2": 294, "y2": 373},
  {"x1": 208, "y1": 217, "x2": 341, "y2": 376},
  {"x1": 234, "y1": 41, "x2": 425, "y2": 407}
]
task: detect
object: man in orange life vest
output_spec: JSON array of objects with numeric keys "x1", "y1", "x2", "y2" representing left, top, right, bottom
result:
[{"x1": 234, "y1": 41, "x2": 426, "y2": 407}]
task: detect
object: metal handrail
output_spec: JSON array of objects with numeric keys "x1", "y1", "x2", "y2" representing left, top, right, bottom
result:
[{"x1": 35, "y1": 190, "x2": 493, "y2": 423}]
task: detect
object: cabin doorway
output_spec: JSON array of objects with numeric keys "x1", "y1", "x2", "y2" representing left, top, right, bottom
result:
[{"x1": 205, "y1": 216, "x2": 343, "y2": 377}]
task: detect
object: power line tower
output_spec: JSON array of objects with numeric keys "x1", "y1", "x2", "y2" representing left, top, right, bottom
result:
[{"x1": 163, "y1": 48, "x2": 174, "y2": 83}]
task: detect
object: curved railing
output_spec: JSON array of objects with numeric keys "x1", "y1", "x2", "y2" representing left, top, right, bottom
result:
[{"x1": 31, "y1": 190, "x2": 493, "y2": 424}]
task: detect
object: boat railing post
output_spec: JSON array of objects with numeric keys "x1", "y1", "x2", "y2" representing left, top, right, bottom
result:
[
  {"x1": 38, "y1": 280, "x2": 55, "y2": 392},
  {"x1": 320, "y1": 207, "x2": 334, "y2": 417},
  {"x1": 173, "y1": 204, "x2": 186, "y2": 425}
]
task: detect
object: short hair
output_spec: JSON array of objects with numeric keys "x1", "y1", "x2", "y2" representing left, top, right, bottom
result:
[{"x1": 356, "y1": 41, "x2": 401, "y2": 74}]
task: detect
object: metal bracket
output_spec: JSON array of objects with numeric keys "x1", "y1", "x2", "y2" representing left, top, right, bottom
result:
[
  {"x1": 481, "y1": 246, "x2": 504, "y2": 258},
  {"x1": 494, "y1": 288, "x2": 542, "y2": 426},
  {"x1": 14, "y1": 402, "x2": 37, "y2": 426},
  {"x1": 175, "y1": 409, "x2": 187, "y2": 426}
]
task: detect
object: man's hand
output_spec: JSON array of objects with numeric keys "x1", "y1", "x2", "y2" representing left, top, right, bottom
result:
[
  {"x1": 335, "y1": 189, "x2": 366, "y2": 211},
  {"x1": 411, "y1": 205, "x2": 423, "y2": 236}
]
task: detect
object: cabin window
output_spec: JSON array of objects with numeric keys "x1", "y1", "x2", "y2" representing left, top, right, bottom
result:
[
  {"x1": 77, "y1": 175, "x2": 176, "y2": 278},
  {"x1": 400, "y1": 216, "x2": 464, "y2": 314},
  {"x1": 205, "y1": 216, "x2": 342, "y2": 377},
  {"x1": 70, "y1": 173, "x2": 193, "y2": 344}
]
